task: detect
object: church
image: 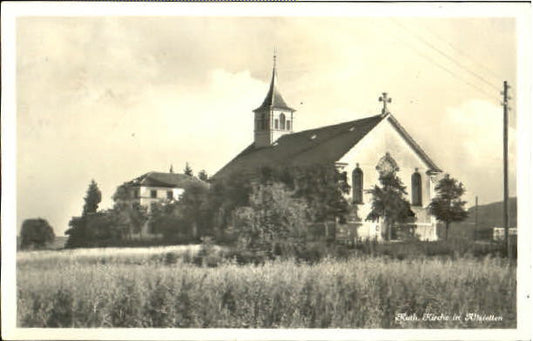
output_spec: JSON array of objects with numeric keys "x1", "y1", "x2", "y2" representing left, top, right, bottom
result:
[{"x1": 213, "y1": 59, "x2": 442, "y2": 241}]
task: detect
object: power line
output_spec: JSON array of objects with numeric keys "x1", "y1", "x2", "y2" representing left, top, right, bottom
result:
[
  {"x1": 418, "y1": 21, "x2": 504, "y2": 82},
  {"x1": 391, "y1": 19, "x2": 500, "y2": 92},
  {"x1": 417, "y1": 50, "x2": 497, "y2": 99},
  {"x1": 385, "y1": 23, "x2": 498, "y2": 99}
]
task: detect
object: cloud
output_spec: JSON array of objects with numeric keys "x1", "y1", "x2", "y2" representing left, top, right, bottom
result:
[
  {"x1": 436, "y1": 99, "x2": 516, "y2": 206},
  {"x1": 14, "y1": 16, "x2": 517, "y2": 235},
  {"x1": 17, "y1": 67, "x2": 267, "y2": 235}
]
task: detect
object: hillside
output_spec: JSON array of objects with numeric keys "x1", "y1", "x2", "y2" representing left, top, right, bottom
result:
[
  {"x1": 439, "y1": 197, "x2": 517, "y2": 240},
  {"x1": 464, "y1": 197, "x2": 517, "y2": 230}
]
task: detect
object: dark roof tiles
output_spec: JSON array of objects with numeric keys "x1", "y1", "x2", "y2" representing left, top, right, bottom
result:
[
  {"x1": 214, "y1": 114, "x2": 385, "y2": 178},
  {"x1": 213, "y1": 113, "x2": 442, "y2": 179},
  {"x1": 126, "y1": 172, "x2": 207, "y2": 188},
  {"x1": 254, "y1": 69, "x2": 294, "y2": 112}
]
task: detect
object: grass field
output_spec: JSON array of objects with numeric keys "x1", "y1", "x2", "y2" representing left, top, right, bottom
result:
[{"x1": 17, "y1": 246, "x2": 516, "y2": 328}]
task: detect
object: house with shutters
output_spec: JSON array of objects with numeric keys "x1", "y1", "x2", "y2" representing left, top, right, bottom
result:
[
  {"x1": 122, "y1": 169, "x2": 207, "y2": 209},
  {"x1": 213, "y1": 58, "x2": 442, "y2": 241}
]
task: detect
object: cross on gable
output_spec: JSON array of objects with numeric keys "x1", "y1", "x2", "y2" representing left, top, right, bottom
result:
[{"x1": 379, "y1": 92, "x2": 392, "y2": 115}]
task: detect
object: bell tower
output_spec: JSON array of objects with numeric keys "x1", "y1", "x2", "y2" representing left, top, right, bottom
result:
[{"x1": 253, "y1": 54, "x2": 295, "y2": 148}]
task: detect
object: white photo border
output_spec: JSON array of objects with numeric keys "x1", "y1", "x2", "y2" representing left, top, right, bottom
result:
[{"x1": 2, "y1": 1, "x2": 531, "y2": 340}]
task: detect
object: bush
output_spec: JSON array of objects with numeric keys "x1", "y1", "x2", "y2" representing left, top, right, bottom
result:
[
  {"x1": 193, "y1": 236, "x2": 222, "y2": 267},
  {"x1": 233, "y1": 183, "x2": 310, "y2": 260},
  {"x1": 351, "y1": 239, "x2": 509, "y2": 260},
  {"x1": 20, "y1": 218, "x2": 55, "y2": 250},
  {"x1": 163, "y1": 252, "x2": 179, "y2": 265}
]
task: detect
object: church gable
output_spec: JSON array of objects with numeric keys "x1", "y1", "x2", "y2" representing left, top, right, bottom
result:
[
  {"x1": 337, "y1": 114, "x2": 441, "y2": 174},
  {"x1": 386, "y1": 115, "x2": 441, "y2": 173},
  {"x1": 336, "y1": 114, "x2": 441, "y2": 220}
]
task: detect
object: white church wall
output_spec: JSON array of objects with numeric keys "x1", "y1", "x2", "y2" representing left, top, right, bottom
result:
[{"x1": 337, "y1": 116, "x2": 439, "y2": 240}]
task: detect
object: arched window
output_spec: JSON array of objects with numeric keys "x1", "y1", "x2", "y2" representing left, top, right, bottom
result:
[
  {"x1": 411, "y1": 170, "x2": 422, "y2": 206},
  {"x1": 286, "y1": 120, "x2": 291, "y2": 131},
  {"x1": 274, "y1": 119, "x2": 279, "y2": 129},
  {"x1": 280, "y1": 113, "x2": 286, "y2": 130},
  {"x1": 352, "y1": 165, "x2": 363, "y2": 204}
]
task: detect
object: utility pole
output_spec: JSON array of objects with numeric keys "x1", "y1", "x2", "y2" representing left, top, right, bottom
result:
[{"x1": 502, "y1": 81, "x2": 510, "y2": 259}]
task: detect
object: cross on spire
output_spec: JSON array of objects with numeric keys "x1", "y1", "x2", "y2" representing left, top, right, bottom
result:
[
  {"x1": 379, "y1": 92, "x2": 392, "y2": 115},
  {"x1": 273, "y1": 47, "x2": 277, "y2": 69}
]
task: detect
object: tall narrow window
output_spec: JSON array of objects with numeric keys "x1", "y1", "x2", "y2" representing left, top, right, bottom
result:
[
  {"x1": 275, "y1": 119, "x2": 279, "y2": 129},
  {"x1": 280, "y1": 113, "x2": 286, "y2": 130},
  {"x1": 352, "y1": 165, "x2": 363, "y2": 204},
  {"x1": 411, "y1": 170, "x2": 422, "y2": 206},
  {"x1": 150, "y1": 190, "x2": 157, "y2": 199},
  {"x1": 286, "y1": 120, "x2": 291, "y2": 131}
]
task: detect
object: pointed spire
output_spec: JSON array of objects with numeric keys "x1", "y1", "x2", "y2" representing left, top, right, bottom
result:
[
  {"x1": 273, "y1": 47, "x2": 277, "y2": 71},
  {"x1": 254, "y1": 51, "x2": 294, "y2": 112},
  {"x1": 169, "y1": 164, "x2": 174, "y2": 173}
]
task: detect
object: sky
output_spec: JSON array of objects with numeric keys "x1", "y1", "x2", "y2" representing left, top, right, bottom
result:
[{"x1": 15, "y1": 14, "x2": 519, "y2": 236}]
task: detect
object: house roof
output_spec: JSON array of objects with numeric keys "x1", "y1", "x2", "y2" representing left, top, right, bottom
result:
[
  {"x1": 125, "y1": 172, "x2": 206, "y2": 189},
  {"x1": 253, "y1": 66, "x2": 294, "y2": 112},
  {"x1": 213, "y1": 113, "x2": 441, "y2": 180}
]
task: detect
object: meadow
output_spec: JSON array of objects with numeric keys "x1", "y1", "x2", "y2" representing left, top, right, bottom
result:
[{"x1": 17, "y1": 245, "x2": 516, "y2": 328}]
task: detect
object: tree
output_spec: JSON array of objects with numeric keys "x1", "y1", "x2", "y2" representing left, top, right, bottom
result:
[
  {"x1": 366, "y1": 172, "x2": 413, "y2": 241},
  {"x1": 233, "y1": 183, "x2": 309, "y2": 258},
  {"x1": 429, "y1": 174, "x2": 468, "y2": 240},
  {"x1": 179, "y1": 182, "x2": 210, "y2": 239},
  {"x1": 204, "y1": 170, "x2": 253, "y2": 232},
  {"x1": 184, "y1": 162, "x2": 193, "y2": 176},
  {"x1": 257, "y1": 164, "x2": 351, "y2": 223},
  {"x1": 66, "y1": 180, "x2": 103, "y2": 248},
  {"x1": 83, "y1": 180, "x2": 102, "y2": 216},
  {"x1": 149, "y1": 201, "x2": 177, "y2": 237},
  {"x1": 112, "y1": 184, "x2": 148, "y2": 239},
  {"x1": 193, "y1": 164, "x2": 349, "y2": 244},
  {"x1": 20, "y1": 218, "x2": 55, "y2": 249},
  {"x1": 65, "y1": 216, "x2": 87, "y2": 248},
  {"x1": 197, "y1": 169, "x2": 209, "y2": 182}
]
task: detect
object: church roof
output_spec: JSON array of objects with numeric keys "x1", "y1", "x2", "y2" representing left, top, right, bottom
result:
[
  {"x1": 386, "y1": 114, "x2": 441, "y2": 174},
  {"x1": 253, "y1": 65, "x2": 294, "y2": 112},
  {"x1": 125, "y1": 172, "x2": 206, "y2": 188},
  {"x1": 213, "y1": 113, "x2": 441, "y2": 179}
]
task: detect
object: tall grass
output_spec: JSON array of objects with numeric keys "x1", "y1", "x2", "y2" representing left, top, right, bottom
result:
[{"x1": 17, "y1": 251, "x2": 515, "y2": 328}]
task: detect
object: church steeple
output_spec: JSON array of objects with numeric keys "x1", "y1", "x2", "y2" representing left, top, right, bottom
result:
[
  {"x1": 254, "y1": 53, "x2": 294, "y2": 113},
  {"x1": 253, "y1": 53, "x2": 295, "y2": 148}
]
